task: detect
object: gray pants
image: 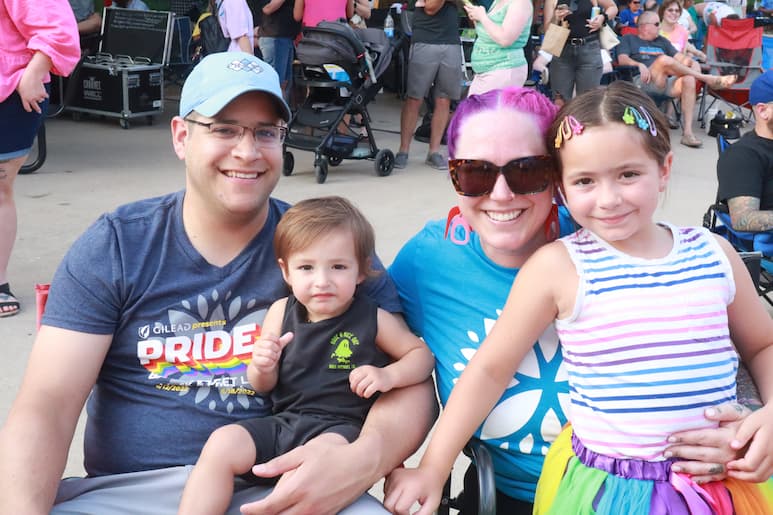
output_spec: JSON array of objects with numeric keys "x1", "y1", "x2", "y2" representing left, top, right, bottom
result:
[
  {"x1": 549, "y1": 39, "x2": 603, "y2": 102},
  {"x1": 52, "y1": 466, "x2": 388, "y2": 514}
]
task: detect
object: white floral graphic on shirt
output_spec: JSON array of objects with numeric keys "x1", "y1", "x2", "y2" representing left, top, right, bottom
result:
[
  {"x1": 454, "y1": 312, "x2": 570, "y2": 455},
  {"x1": 157, "y1": 288, "x2": 268, "y2": 413}
]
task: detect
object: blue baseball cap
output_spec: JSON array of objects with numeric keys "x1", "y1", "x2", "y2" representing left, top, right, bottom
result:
[
  {"x1": 179, "y1": 52, "x2": 291, "y2": 121},
  {"x1": 749, "y1": 70, "x2": 773, "y2": 106}
]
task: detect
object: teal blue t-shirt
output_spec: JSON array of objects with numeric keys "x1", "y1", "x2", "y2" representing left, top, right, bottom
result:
[{"x1": 389, "y1": 208, "x2": 574, "y2": 501}]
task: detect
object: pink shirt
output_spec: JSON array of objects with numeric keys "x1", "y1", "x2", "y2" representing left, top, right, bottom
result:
[
  {"x1": 0, "y1": 0, "x2": 81, "y2": 102},
  {"x1": 302, "y1": 0, "x2": 349, "y2": 28},
  {"x1": 661, "y1": 23, "x2": 689, "y2": 52}
]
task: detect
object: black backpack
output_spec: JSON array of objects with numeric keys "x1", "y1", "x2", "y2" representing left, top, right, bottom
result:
[{"x1": 199, "y1": 2, "x2": 230, "y2": 56}]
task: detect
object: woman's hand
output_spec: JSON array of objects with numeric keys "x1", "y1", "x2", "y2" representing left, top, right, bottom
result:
[
  {"x1": 664, "y1": 402, "x2": 773, "y2": 483},
  {"x1": 16, "y1": 52, "x2": 52, "y2": 114},
  {"x1": 586, "y1": 14, "x2": 605, "y2": 32},
  {"x1": 554, "y1": 4, "x2": 571, "y2": 23},
  {"x1": 463, "y1": 4, "x2": 487, "y2": 23}
]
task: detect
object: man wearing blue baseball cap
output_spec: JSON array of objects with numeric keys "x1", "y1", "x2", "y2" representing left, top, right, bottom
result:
[
  {"x1": 717, "y1": 69, "x2": 773, "y2": 232},
  {"x1": 0, "y1": 52, "x2": 435, "y2": 515}
]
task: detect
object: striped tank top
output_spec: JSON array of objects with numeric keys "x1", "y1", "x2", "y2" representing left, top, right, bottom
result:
[{"x1": 555, "y1": 224, "x2": 739, "y2": 460}]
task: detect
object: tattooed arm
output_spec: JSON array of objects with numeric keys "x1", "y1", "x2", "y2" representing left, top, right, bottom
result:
[{"x1": 727, "y1": 196, "x2": 773, "y2": 232}]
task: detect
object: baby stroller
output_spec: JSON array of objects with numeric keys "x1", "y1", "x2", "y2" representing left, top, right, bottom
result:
[{"x1": 283, "y1": 21, "x2": 395, "y2": 183}]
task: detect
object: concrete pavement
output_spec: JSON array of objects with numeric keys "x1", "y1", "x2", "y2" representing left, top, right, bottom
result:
[{"x1": 1, "y1": 84, "x2": 731, "y2": 482}]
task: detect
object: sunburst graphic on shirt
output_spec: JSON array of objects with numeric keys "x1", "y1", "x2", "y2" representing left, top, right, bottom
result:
[
  {"x1": 152, "y1": 288, "x2": 268, "y2": 414},
  {"x1": 453, "y1": 312, "x2": 571, "y2": 455}
]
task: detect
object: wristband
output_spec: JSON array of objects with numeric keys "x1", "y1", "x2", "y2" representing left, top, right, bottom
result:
[{"x1": 602, "y1": 11, "x2": 609, "y2": 23}]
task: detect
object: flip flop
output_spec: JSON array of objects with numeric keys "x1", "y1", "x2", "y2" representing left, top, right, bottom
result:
[
  {"x1": 0, "y1": 291, "x2": 20, "y2": 317},
  {"x1": 710, "y1": 75, "x2": 737, "y2": 90}
]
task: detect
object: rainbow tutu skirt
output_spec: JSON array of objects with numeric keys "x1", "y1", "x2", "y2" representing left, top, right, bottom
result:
[{"x1": 534, "y1": 426, "x2": 773, "y2": 515}]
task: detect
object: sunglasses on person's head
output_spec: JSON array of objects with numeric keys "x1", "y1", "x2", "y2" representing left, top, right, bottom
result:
[{"x1": 448, "y1": 156, "x2": 556, "y2": 197}]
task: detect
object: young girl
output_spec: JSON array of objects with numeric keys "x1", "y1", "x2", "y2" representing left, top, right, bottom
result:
[
  {"x1": 178, "y1": 196, "x2": 434, "y2": 515},
  {"x1": 384, "y1": 81, "x2": 773, "y2": 514}
]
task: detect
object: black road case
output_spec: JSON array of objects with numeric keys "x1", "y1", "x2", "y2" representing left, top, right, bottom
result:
[{"x1": 68, "y1": 8, "x2": 173, "y2": 128}]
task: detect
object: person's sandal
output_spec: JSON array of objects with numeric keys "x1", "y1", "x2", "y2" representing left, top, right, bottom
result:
[
  {"x1": 680, "y1": 134, "x2": 703, "y2": 148},
  {"x1": 0, "y1": 283, "x2": 20, "y2": 318}
]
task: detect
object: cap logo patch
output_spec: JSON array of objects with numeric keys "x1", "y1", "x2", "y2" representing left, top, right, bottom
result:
[{"x1": 227, "y1": 58, "x2": 264, "y2": 75}]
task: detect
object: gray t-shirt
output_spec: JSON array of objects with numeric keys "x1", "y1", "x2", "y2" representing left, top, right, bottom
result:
[
  {"x1": 42, "y1": 191, "x2": 401, "y2": 476},
  {"x1": 617, "y1": 34, "x2": 677, "y2": 68}
]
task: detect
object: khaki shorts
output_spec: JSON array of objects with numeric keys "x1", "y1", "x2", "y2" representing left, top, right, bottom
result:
[{"x1": 406, "y1": 42, "x2": 463, "y2": 101}]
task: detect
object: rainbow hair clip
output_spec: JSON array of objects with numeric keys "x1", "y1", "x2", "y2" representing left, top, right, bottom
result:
[
  {"x1": 622, "y1": 106, "x2": 657, "y2": 137},
  {"x1": 554, "y1": 115, "x2": 584, "y2": 149}
]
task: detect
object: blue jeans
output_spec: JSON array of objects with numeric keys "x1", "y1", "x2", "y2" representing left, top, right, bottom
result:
[{"x1": 258, "y1": 37, "x2": 294, "y2": 86}]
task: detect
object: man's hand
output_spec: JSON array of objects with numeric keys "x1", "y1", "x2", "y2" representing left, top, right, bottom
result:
[
  {"x1": 350, "y1": 365, "x2": 393, "y2": 398},
  {"x1": 240, "y1": 434, "x2": 377, "y2": 515},
  {"x1": 638, "y1": 62, "x2": 651, "y2": 83}
]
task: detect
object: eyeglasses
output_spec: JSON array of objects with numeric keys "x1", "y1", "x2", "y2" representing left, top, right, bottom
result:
[
  {"x1": 184, "y1": 118, "x2": 287, "y2": 148},
  {"x1": 641, "y1": 21, "x2": 660, "y2": 26},
  {"x1": 665, "y1": 7, "x2": 681, "y2": 12},
  {"x1": 448, "y1": 156, "x2": 556, "y2": 197}
]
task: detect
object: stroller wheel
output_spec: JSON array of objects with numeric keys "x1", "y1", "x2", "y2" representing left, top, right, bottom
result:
[
  {"x1": 283, "y1": 151, "x2": 294, "y2": 176},
  {"x1": 328, "y1": 156, "x2": 343, "y2": 167},
  {"x1": 374, "y1": 149, "x2": 394, "y2": 177},
  {"x1": 315, "y1": 156, "x2": 329, "y2": 184}
]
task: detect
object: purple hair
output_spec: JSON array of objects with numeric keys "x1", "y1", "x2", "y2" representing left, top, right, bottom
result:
[{"x1": 447, "y1": 87, "x2": 559, "y2": 159}]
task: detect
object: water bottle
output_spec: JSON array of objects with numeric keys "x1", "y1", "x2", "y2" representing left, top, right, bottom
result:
[
  {"x1": 384, "y1": 12, "x2": 395, "y2": 39},
  {"x1": 590, "y1": 6, "x2": 601, "y2": 19}
]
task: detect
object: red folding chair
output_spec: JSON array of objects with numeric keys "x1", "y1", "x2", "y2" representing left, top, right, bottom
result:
[{"x1": 698, "y1": 18, "x2": 764, "y2": 127}]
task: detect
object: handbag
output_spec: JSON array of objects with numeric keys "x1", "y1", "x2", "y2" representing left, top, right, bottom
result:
[
  {"x1": 542, "y1": 22, "x2": 570, "y2": 57},
  {"x1": 599, "y1": 24, "x2": 620, "y2": 50},
  {"x1": 199, "y1": 1, "x2": 230, "y2": 57}
]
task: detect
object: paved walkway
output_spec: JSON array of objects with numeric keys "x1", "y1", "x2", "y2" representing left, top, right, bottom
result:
[{"x1": 2, "y1": 85, "x2": 729, "y2": 481}]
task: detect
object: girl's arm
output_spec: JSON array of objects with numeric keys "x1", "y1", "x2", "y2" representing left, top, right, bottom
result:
[
  {"x1": 384, "y1": 243, "x2": 569, "y2": 514},
  {"x1": 718, "y1": 237, "x2": 773, "y2": 481},
  {"x1": 346, "y1": 0, "x2": 355, "y2": 20},
  {"x1": 247, "y1": 299, "x2": 290, "y2": 393},
  {"x1": 464, "y1": 0, "x2": 533, "y2": 47},
  {"x1": 349, "y1": 310, "x2": 434, "y2": 398}
]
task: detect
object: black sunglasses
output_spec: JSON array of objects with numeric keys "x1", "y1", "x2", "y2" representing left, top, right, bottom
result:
[{"x1": 448, "y1": 156, "x2": 556, "y2": 197}]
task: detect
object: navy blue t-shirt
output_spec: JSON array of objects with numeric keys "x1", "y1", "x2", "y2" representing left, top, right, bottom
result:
[{"x1": 42, "y1": 191, "x2": 401, "y2": 476}]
